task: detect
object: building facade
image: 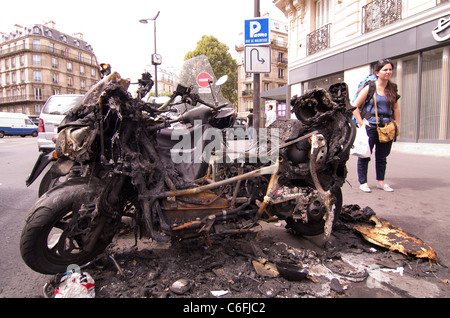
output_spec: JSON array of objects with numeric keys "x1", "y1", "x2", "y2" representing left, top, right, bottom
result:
[
  {"x1": 0, "y1": 22, "x2": 101, "y2": 117},
  {"x1": 274, "y1": 0, "x2": 450, "y2": 150},
  {"x1": 146, "y1": 66, "x2": 179, "y2": 97},
  {"x1": 235, "y1": 17, "x2": 289, "y2": 118}
]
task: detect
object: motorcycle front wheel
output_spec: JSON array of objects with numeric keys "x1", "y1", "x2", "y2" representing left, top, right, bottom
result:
[{"x1": 20, "y1": 178, "x2": 115, "y2": 275}]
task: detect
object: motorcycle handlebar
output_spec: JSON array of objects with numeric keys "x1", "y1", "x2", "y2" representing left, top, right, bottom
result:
[
  {"x1": 147, "y1": 118, "x2": 179, "y2": 133},
  {"x1": 156, "y1": 85, "x2": 228, "y2": 112},
  {"x1": 196, "y1": 98, "x2": 229, "y2": 111},
  {"x1": 157, "y1": 93, "x2": 177, "y2": 111},
  {"x1": 148, "y1": 99, "x2": 228, "y2": 133}
]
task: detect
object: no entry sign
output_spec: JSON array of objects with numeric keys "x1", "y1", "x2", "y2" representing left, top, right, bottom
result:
[{"x1": 197, "y1": 72, "x2": 213, "y2": 88}]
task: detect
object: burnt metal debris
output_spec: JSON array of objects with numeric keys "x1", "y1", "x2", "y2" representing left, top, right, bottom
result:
[
  {"x1": 39, "y1": 202, "x2": 448, "y2": 298},
  {"x1": 84, "y1": 205, "x2": 447, "y2": 298}
]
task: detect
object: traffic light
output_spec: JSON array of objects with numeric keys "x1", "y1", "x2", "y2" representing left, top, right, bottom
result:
[{"x1": 100, "y1": 63, "x2": 111, "y2": 77}]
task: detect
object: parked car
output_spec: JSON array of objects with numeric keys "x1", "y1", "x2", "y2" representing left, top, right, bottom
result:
[
  {"x1": 228, "y1": 117, "x2": 248, "y2": 140},
  {"x1": 38, "y1": 94, "x2": 84, "y2": 151},
  {"x1": 234, "y1": 117, "x2": 247, "y2": 130},
  {"x1": 0, "y1": 112, "x2": 38, "y2": 138},
  {"x1": 29, "y1": 116, "x2": 39, "y2": 126}
]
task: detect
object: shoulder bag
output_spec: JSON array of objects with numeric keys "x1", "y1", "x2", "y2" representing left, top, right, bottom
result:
[{"x1": 373, "y1": 93, "x2": 399, "y2": 143}]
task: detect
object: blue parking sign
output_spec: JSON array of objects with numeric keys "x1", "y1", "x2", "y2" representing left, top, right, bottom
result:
[{"x1": 245, "y1": 18, "x2": 270, "y2": 45}]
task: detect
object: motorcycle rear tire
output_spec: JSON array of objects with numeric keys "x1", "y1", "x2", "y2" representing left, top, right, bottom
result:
[
  {"x1": 285, "y1": 187, "x2": 342, "y2": 237},
  {"x1": 20, "y1": 178, "x2": 114, "y2": 275}
]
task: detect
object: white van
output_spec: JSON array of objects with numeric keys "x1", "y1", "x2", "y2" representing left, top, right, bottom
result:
[
  {"x1": 38, "y1": 94, "x2": 84, "y2": 151},
  {"x1": 0, "y1": 112, "x2": 38, "y2": 138}
]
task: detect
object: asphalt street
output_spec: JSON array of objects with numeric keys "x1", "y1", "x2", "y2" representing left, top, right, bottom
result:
[{"x1": 0, "y1": 137, "x2": 48, "y2": 297}]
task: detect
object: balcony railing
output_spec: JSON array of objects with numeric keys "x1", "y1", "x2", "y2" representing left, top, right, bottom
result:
[
  {"x1": 270, "y1": 40, "x2": 288, "y2": 48},
  {"x1": 0, "y1": 94, "x2": 48, "y2": 103},
  {"x1": 242, "y1": 89, "x2": 253, "y2": 97},
  {"x1": 306, "y1": 23, "x2": 331, "y2": 56},
  {"x1": 362, "y1": 0, "x2": 402, "y2": 34},
  {"x1": 0, "y1": 43, "x2": 97, "y2": 65},
  {"x1": 275, "y1": 57, "x2": 288, "y2": 64}
]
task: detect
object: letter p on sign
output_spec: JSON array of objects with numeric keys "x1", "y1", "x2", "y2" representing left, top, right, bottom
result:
[{"x1": 250, "y1": 21, "x2": 261, "y2": 37}]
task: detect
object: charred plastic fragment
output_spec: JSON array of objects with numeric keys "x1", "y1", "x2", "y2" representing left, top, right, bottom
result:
[
  {"x1": 275, "y1": 262, "x2": 308, "y2": 281},
  {"x1": 354, "y1": 216, "x2": 438, "y2": 262}
]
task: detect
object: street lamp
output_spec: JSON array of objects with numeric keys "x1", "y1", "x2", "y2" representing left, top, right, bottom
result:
[{"x1": 140, "y1": 11, "x2": 161, "y2": 97}]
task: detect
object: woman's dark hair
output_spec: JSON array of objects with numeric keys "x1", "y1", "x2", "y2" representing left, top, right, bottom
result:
[{"x1": 374, "y1": 59, "x2": 398, "y2": 110}]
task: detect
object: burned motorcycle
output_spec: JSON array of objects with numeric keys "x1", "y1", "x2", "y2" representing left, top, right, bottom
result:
[{"x1": 20, "y1": 55, "x2": 356, "y2": 275}]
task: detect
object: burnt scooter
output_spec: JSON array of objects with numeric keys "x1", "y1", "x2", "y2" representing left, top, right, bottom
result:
[{"x1": 20, "y1": 55, "x2": 356, "y2": 275}]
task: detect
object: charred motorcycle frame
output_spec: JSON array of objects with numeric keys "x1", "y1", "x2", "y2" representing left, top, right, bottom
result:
[{"x1": 21, "y1": 56, "x2": 356, "y2": 274}]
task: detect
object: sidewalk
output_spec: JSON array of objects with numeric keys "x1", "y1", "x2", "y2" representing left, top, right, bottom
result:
[
  {"x1": 392, "y1": 142, "x2": 450, "y2": 157},
  {"x1": 342, "y1": 149, "x2": 450, "y2": 266}
]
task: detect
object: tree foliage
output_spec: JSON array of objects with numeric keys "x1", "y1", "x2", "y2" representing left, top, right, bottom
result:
[{"x1": 185, "y1": 35, "x2": 237, "y2": 106}]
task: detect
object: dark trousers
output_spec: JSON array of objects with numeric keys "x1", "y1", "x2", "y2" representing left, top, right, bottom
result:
[{"x1": 357, "y1": 124, "x2": 393, "y2": 184}]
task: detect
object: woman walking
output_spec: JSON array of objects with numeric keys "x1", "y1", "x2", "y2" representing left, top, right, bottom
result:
[{"x1": 353, "y1": 59, "x2": 400, "y2": 193}]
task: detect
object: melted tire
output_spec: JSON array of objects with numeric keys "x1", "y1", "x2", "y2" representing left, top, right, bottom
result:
[{"x1": 20, "y1": 178, "x2": 113, "y2": 275}]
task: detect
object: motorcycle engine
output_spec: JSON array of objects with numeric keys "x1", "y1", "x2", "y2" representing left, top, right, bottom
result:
[{"x1": 286, "y1": 138, "x2": 310, "y2": 164}]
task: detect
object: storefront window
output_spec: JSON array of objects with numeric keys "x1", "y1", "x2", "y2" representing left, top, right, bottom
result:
[
  {"x1": 277, "y1": 103, "x2": 287, "y2": 117},
  {"x1": 395, "y1": 47, "x2": 450, "y2": 143},
  {"x1": 398, "y1": 54, "x2": 419, "y2": 141},
  {"x1": 420, "y1": 48, "x2": 443, "y2": 141},
  {"x1": 447, "y1": 48, "x2": 450, "y2": 141}
]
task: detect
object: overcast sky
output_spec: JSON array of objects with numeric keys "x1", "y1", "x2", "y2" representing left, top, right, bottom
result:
[{"x1": 1, "y1": 0, "x2": 287, "y2": 80}]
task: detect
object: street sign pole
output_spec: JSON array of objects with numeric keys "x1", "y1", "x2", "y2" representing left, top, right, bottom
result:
[{"x1": 253, "y1": 0, "x2": 261, "y2": 132}]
